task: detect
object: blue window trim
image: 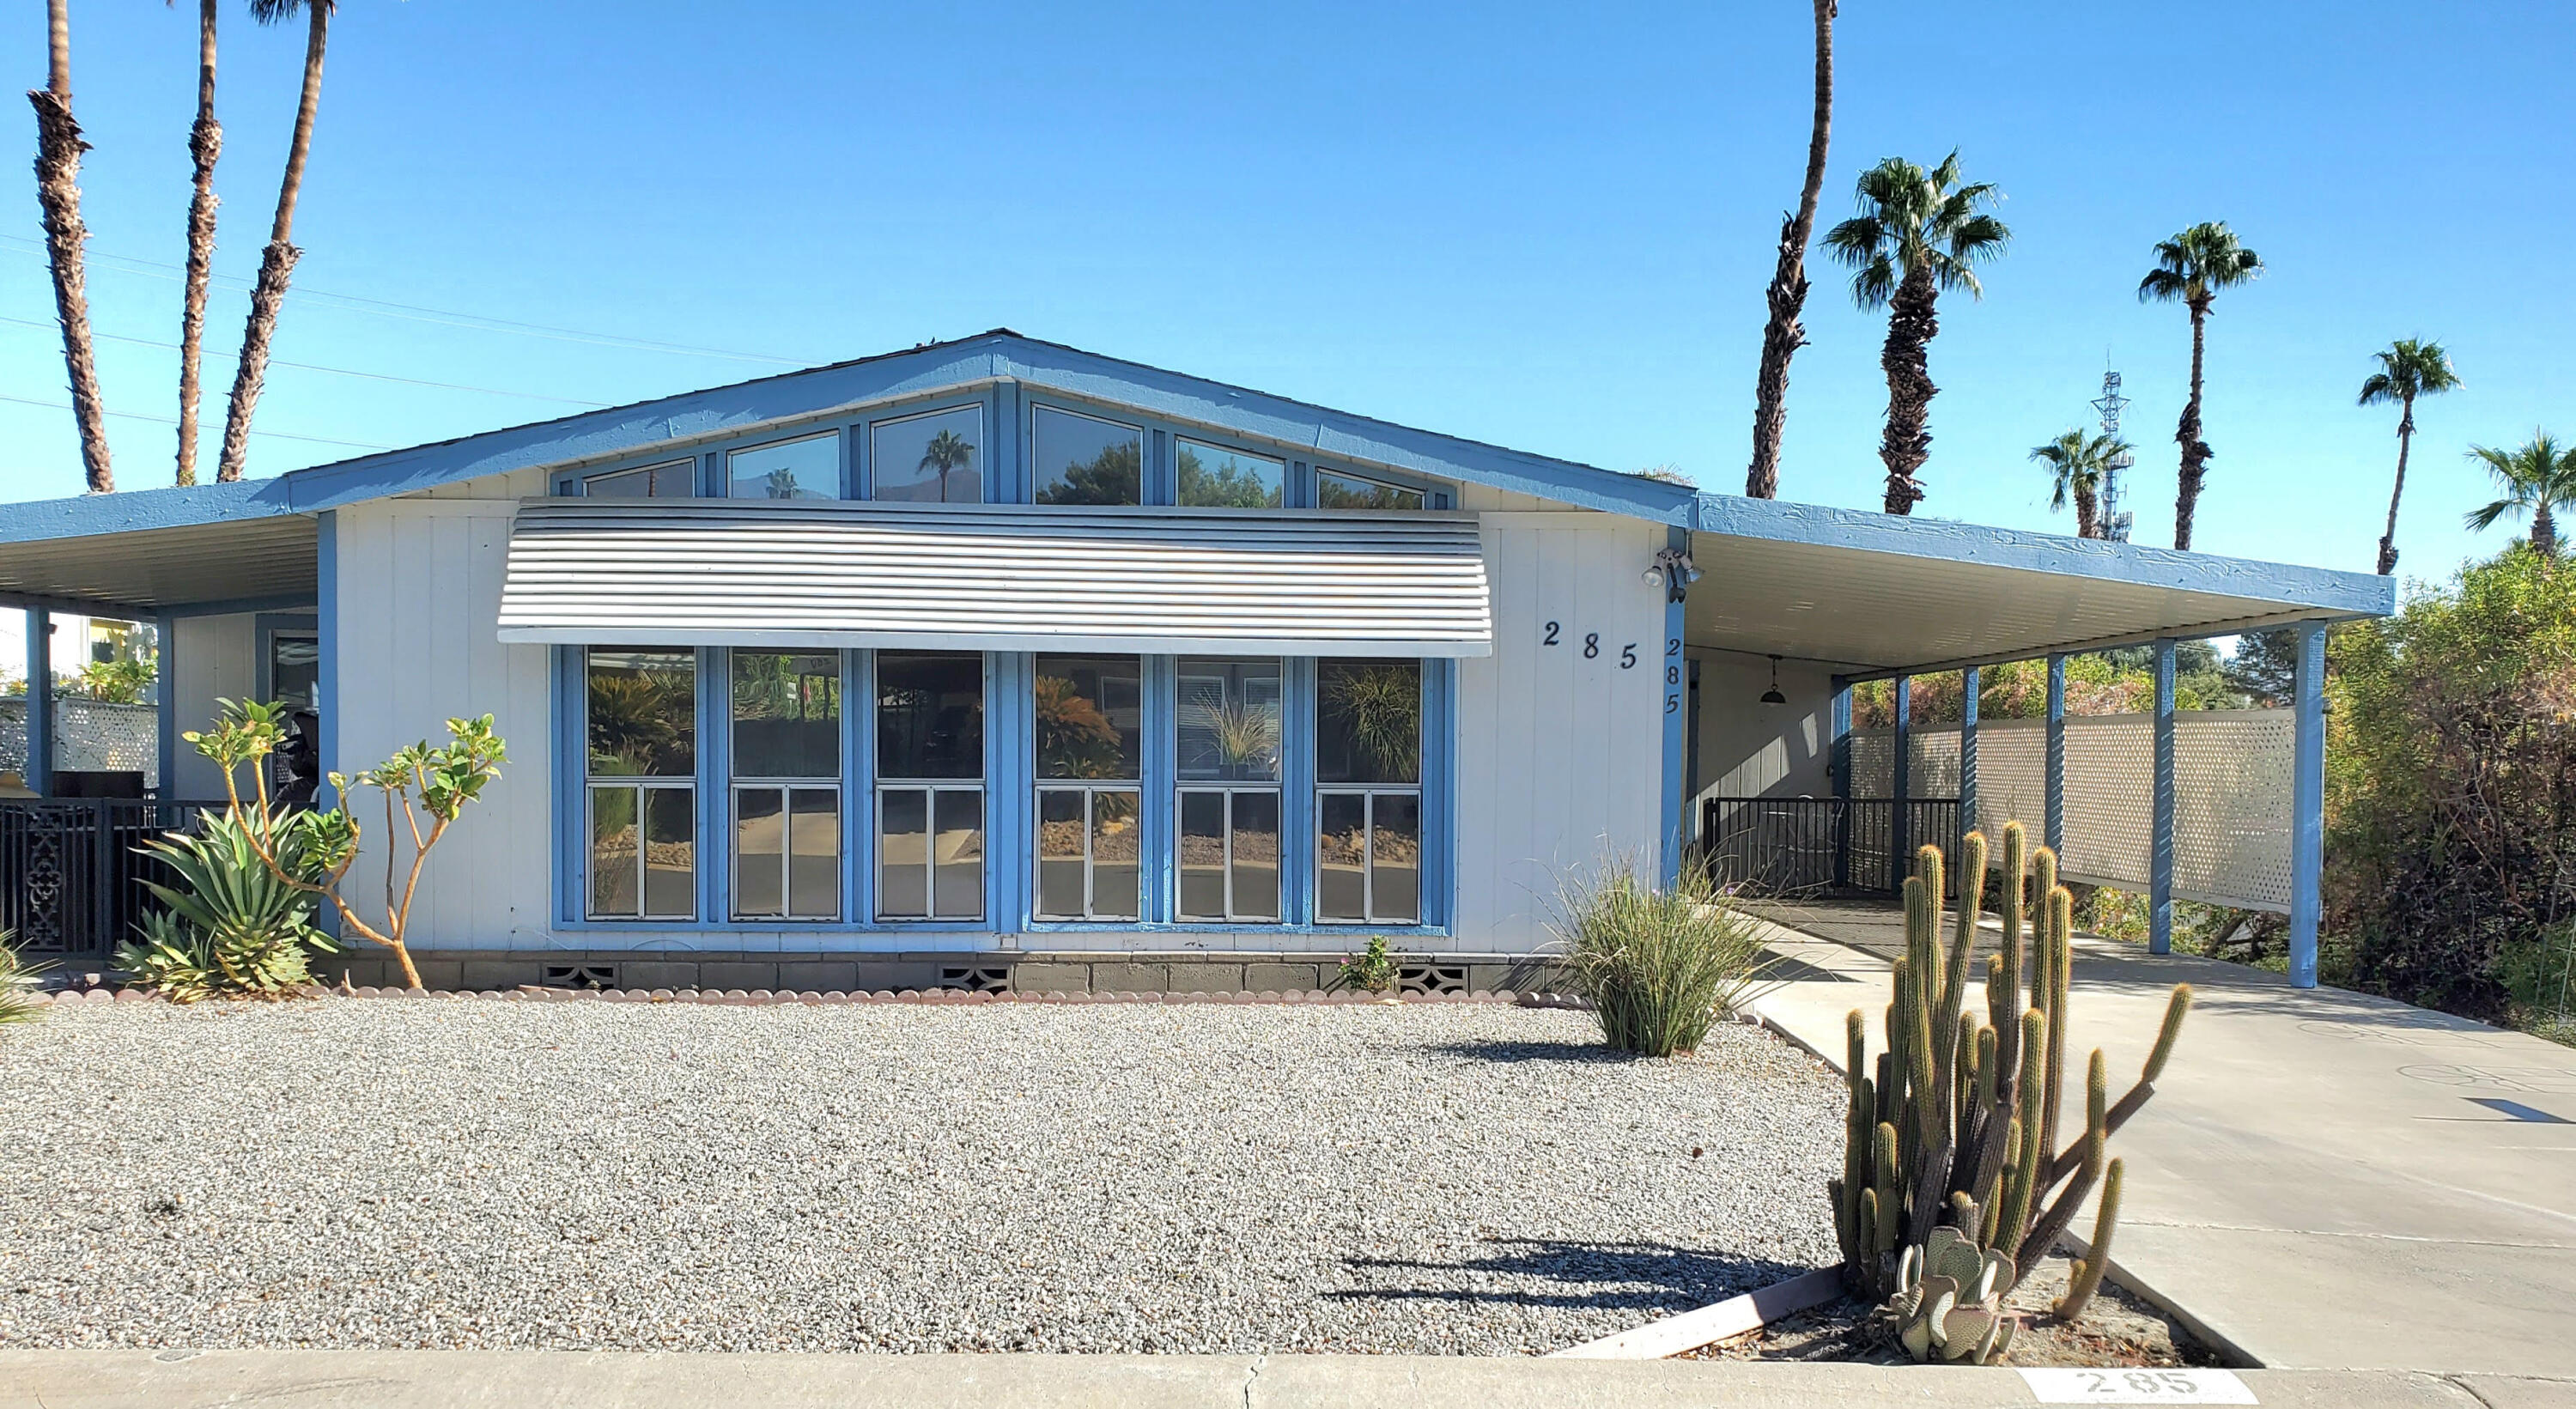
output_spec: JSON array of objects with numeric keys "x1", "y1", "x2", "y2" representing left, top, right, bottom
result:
[
  {"x1": 549, "y1": 642, "x2": 1455, "y2": 939},
  {"x1": 547, "y1": 387, "x2": 1007, "y2": 507}
]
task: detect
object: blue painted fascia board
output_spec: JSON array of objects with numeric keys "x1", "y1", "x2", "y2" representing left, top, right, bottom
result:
[
  {"x1": 1692, "y1": 492, "x2": 2397, "y2": 618},
  {"x1": 0, "y1": 332, "x2": 1696, "y2": 543}
]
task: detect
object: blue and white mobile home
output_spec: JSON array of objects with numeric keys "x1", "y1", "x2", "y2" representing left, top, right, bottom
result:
[{"x1": 0, "y1": 332, "x2": 2391, "y2": 992}]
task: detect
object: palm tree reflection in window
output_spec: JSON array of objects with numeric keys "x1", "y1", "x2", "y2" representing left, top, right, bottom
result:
[{"x1": 920, "y1": 429, "x2": 975, "y2": 503}]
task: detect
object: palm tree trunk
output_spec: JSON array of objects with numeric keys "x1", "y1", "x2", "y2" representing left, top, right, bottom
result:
[
  {"x1": 2376, "y1": 399, "x2": 2413, "y2": 576},
  {"x1": 2172, "y1": 299, "x2": 2213, "y2": 550},
  {"x1": 28, "y1": 0, "x2": 112, "y2": 495},
  {"x1": 1744, "y1": 0, "x2": 1836, "y2": 501},
  {"x1": 216, "y1": 0, "x2": 330, "y2": 484},
  {"x1": 2075, "y1": 483, "x2": 2099, "y2": 539},
  {"x1": 2537, "y1": 501, "x2": 2559, "y2": 561},
  {"x1": 1877, "y1": 266, "x2": 1938, "y2": 515},
  {"x1": 176, "y1": 0, "x2": 222, "y2": 489}
]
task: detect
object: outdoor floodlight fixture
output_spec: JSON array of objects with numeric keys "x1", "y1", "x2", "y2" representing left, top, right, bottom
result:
[
  {"x1": 1648, "y1": 547, "x2": 1702, "y2": 603},
  {"x1": 1760, "y1": 655, "x2": 1787, "y2": 707}
]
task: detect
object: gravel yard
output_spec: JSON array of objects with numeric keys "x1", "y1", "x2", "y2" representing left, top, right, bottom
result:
[{"x1": 0, "y1": 999, "x2": 1843, "y2": 1356}]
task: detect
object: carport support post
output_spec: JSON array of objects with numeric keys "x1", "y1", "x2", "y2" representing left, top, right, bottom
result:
[
  {"x1": 1959, "y1": 665, "x2": 1979, "y2": 842},
  {"x1": 2150, "y1": 638, "x2": 2178, "y2": 956},
  {"x1": 1890, "y1": 675, "x2": 1911, "y2": 891},
  {"x1": 2288, "y1": 620, "x2": 2327, "y2": 989},
  {"x1": 22, "y1": 608, "x2": 50, "y2": 797},
  {"x1": 1830, "y1": 677, "x2": 1851, "y2": 889},
  {"x1": 2044, "y1": 653, "x2": 2066, "y2": 856}
]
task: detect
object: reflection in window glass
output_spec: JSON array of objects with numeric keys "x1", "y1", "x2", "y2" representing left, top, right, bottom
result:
[
  {"x1": 643, "y1": 789, "x2": 696, "y2": 919},
  {"x1": 933, "y1": 789, "x2": 984, "y2": 917},
  {"x1": 1316, "y1": 790, "x2": 1418, "y2": 925},
  {"x1": 1178, "y1": 657, "x2": 1281, "y2": 781},
  {"x1": 1036, "y1": 655, "x2": 1141, "y2": 779},
  {"x1": 878, "y1": 653, "x2": 983, "y2": 780},
  {"x1": 732, "y1": 785, "x2": 841, "y2": 920},
  {"x1": 1031, "y1": 406, "x2": 1141, "y2": 506},
  {"x1": 1177, "y1": 440, "x2": 1283, "y2": 508},
  {"x1": 1178, "y1": 787, "x2": 1280, "y2": 922},
  {"x1": 1316, "y1": 659, "x2": 1420, "y2": 784},
  {"x1": 1316, "y1": 469, "x2": 1425, "y2": 511},
  {"x1": 732, "y1": 652, "x2": 839, "y2": 779},
  {"x1": 1036, "y1": 786, "x2": 1139, "y2": 920},
  {"x1": 583, "y1": 460, "x2": 695, "y2": 498},
  {"x1": 871, "y1": 406, "x2": 983, "y2": 503},
  {"x1": 726, "y1": 433, "x2": 839, "y2": 501},
  {"x1": 588, "y1": 648, "x2": 696, "y2": 778},
  {"x1": 878, "y1": 788, "x2": 930, "y2": 919}
]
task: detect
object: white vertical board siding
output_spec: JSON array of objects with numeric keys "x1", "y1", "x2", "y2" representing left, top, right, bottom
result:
[
  {"x1": 332, "y1": 499, "x2": 553, "y2": 950},
  {"x1": 170, "y1": 612, "x2": 257, "y2": 799},
  {"x1": 1455, "y1": 513, "x2": 1670, "y2": 953}
]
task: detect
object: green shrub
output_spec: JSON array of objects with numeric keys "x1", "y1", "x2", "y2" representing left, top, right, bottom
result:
[
  {"x1": 1555, "y1": 860, "x2": 1769, "y2": 1056},
  {"x1": 1335, "y1": 935, "x2": 1399, "y2": 994},
  {"x1": 115, "y1": 810, "x2": 335, "y2": 1003},
  {"x1": 2327, "y1": 545, "x2": 2576, "y2": 1031},
  {"x1": 0, "y1": 928, "x2": 43, "y2": 1025}
]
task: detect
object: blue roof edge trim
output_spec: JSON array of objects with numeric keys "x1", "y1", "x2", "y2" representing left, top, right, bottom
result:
[
  {"x1": 0, "y1": 331, "x2": 1695, "y2": 539},
  {"x1": 1692, "y1": 492, "x2": 2397, "y2": 618}
]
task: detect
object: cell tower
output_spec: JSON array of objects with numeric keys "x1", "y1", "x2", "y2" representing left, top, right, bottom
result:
[{"x1": 2090, "y1": 368, "x2": 2136, "y2": 542}]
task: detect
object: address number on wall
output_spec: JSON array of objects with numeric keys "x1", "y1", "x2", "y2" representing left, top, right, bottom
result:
[{"x1": 1540, "y1": 623, "x2": 1686, "y2": 714}]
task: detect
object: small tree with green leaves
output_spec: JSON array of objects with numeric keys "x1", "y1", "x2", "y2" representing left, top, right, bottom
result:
[{"x1": 187, "y1": 699, "x2": 506, "y2": 990}]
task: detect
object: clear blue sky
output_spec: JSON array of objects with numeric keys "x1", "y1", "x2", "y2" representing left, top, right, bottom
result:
[{"x1": 5, "y1": 1, "x2": 2567, "y2": 585}]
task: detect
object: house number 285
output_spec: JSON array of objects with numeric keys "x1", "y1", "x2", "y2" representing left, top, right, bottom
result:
[{"x1": 1541, "y1": 622, "x2": 1637, "y2": 669}]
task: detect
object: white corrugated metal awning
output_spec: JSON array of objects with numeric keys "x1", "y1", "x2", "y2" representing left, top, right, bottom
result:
[{"x1": 495, "y1": 500, "x2": 1493, "y2": 657}]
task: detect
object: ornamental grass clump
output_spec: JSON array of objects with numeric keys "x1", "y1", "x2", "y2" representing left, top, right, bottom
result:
[
  {"x1": 1556, "y1": 860, "x2": 1770, "y2": 1057},
  {"x1": 0, "y1": 928, "x2": 43, "y2": 1025}
]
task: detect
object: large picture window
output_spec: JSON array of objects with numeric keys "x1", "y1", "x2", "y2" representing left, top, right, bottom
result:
[
  {"x1": 1315, "y1": 468, "x2": 1425, "y2": 511},
  {"x1": 1035, "y1": 653, "x2": 1142, "y2": 920},
  {"x1": 876, "y1": 652, "x2": 984, "y2": 920},
  {"x1": 1315, "y1": 659, "x2": 1422, "y2": 924},
  {"x1": 1031, "y1": 406, "x2": 1141, "y2": 507},
  {"x1": 1176, "y1": 657, "x2": 1281, "y2": 921},
  {"x1": 581, "y1": 459, "x2": 695, "y2": 499},
  {"x1": 871, "y1": 406, "x2": 983, "y2": 504},
  {"x1": 1176, "y1": 440, "x2": 1283, "y2": 509},
  {"x1": 731, "y1": 651, "x2": 841, "y2": 920},
  {"x1": 585, "y1": 647, "x2": 698, "y2": 920},
  {"x1": 726, "y1": 433, "x2": 838, "y2": 501}
]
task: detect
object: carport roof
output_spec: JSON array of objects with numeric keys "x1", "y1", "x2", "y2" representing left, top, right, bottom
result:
[{"x1": 1685, "y1": 494, "x2": 2393, "y2": 675}]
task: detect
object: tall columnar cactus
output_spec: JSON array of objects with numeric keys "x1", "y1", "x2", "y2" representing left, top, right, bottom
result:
[{"x1": 1826, "y1": 820, "x2": 2191, "y2": 1333}]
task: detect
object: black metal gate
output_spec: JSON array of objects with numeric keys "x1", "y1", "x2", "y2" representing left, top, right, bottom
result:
[
  {"x1": 1699, "y1": 796, "x2": 1963, "y2": 896},
  {"x1": 0, "y1": 799, "x2": 228, "y2": 959}
]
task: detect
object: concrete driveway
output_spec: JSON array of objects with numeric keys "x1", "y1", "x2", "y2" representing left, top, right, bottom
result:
[{"x1": 1743, "y1": 900, "x2": 2576, "y2": 1379}]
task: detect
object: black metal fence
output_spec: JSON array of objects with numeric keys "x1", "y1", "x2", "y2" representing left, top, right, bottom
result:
[
  {"x1": 0, "y1": 799, "x2": 228, "y2": 960},
  {"x1": 1699, "y1": 796, "x2": 1963, "y2": 896}
]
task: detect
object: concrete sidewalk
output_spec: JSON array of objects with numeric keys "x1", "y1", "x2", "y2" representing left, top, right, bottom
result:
[
  {"x1": 0, "y1": 1350, "x2": 2560, "y2": 1408},
  {"x1": 1742, "y1": 903, "x2": 2576, "y2": 1380}
]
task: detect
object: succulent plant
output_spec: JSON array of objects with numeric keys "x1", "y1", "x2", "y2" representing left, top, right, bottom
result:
[
  {"x1": 1826, "y1": 819, "x2": 2192, "y2": 1341},
  {"x1": 1886, "y1": 1224, "x2": 2019, "y2": 1364}
]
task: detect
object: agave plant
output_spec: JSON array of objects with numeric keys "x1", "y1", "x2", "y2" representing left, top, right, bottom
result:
[
  {"x1": 0, "y1": 927, "x2": 45, "y2": 1025},
  {"x1": 116, "y1": 809, "x2": 334, "y2": 1002}
]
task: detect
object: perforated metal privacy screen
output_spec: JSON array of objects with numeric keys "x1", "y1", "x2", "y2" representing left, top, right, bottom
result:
[{"x1": 1845, "y1": 711, "x2": 2293, "y2": 913}]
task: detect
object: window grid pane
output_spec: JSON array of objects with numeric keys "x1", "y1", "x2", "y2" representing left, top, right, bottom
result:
[
  {"x1": 871, "y1": 406, "x2": 983, "y2": 504},
  {"x1": 1030, "y1": 405, "x2": 1142, "y2": 507},
  {"x1": 877, "y1": 785, "x2": 981, "y2": 921},
  {"x1": 726, "y1": 433, "x2": 838, "y2": 501},
  {"x1": 1316, "y1": 787, "x2": 1420, "y2": 925}
]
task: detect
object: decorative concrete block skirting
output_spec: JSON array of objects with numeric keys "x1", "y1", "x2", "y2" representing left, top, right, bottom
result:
[
  {"x1": 27, "y1": 983, "x2": 1597, "y2": 1009},
  {"x1": 306, "y1": 950, "x2": 1574, "y2": 999}
]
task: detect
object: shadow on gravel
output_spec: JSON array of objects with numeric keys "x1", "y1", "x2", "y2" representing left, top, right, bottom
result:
[
  {"x1": 1331, "y1": 1238, "x2": 1816, "y2": 1312},
  {"x1": 1420, "y1": 1038, "x2": 1638, "y2": 1066}
]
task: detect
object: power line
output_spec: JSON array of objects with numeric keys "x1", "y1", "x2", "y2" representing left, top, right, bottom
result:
[
  {"x1": 0, "y1": 235, "x2": 814, "y2": 367},
  {"x1": 0, "y1": 392, "x2": 390, "y2": 450},
  {"x1": 0, "y1": 314, "x2": 613, "y2": 407}
]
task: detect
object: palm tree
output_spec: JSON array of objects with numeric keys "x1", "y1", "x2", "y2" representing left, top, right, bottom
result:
[
  {"x1": 1823, "y1": 152, "x2": 2010, "y2": 515},
  {"x1": 2357, "y1": 338, "x2": 2462, "y2": 576},
  {"x1": 920, "y1": 428, "x2": 975, "y2": 502},
  {"x1": 28, "y1": 0, "x2": 113, "y2": 493},
  {"x1": 174, "y1": 0, "x2": 223, "y2": 487},
  {"x1": 2138, "y1": 222, "x2": 2263, "y2": 550},
  {"x1": 216, "y1": 0, "x2": 335, "y2": 484},
  {"x1": 1744, "y1": 0, "x2": 1838, "y2": 501},
  {"x1": 2464, "y1": 434, "x2": 2576, "y2": 561},
  {"x1": 2029, "y1": 429, "x2": 2127, "y2": 539}
]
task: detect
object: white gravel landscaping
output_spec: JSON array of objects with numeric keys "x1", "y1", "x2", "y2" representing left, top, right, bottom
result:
[{"x1": 0, "y1": 999, "x2": 1843, "y2": 1356}]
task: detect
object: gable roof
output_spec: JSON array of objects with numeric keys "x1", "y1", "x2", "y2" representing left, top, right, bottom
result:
[{"x1": 0, "y1": 331, "x2": 1695, "y2": 550}]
